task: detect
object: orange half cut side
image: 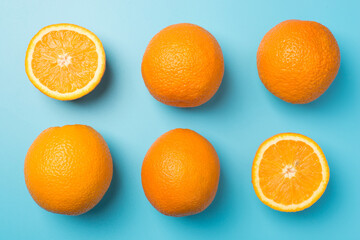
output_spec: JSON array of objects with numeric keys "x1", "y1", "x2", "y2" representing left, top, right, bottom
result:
[
  {"x1": 252, "y1": 133, "x2": 330, "y2": 212},
  {"x1": 25, "y1": 23, "x2": 106, "y2": 100}
]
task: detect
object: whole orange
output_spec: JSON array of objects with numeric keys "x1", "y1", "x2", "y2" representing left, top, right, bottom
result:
[
  {"x1": 257, "y1": 20, "x2": 340, "y2": 104},
  {"x1": 24, "y1": 125, "x2": 113, "y2": 215},
  {"x1": 141, "y1": 23, "x2": 224, "y2": 107},
  {"x1": 141, "y1": 129, "x2": 220, "y2": 217}
]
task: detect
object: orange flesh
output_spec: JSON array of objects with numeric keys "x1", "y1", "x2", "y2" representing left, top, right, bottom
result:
[
  {"x1": 31, "y1": 30, "x2": 98, "y2": 93},
  {"x1": 259, "y1": 140, "x2": 323, "y2": 205}
]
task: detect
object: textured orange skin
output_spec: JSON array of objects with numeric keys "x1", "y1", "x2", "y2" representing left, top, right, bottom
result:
[
  {"x1": 24, "y1": 125, "x2": 113, "y2": 215},
  {"x1": 141, "y1": 129, "x2": 220, "y2": 217},
  {"x1": 141, "y1": 23, "x2": 224, "y2": 107},
  {"x1": 257, "y1": 20, "x2": 341, "y2": 104}
]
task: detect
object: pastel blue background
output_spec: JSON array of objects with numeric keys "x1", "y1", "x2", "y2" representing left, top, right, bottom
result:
[{"x1": 0, "y1": 0, "x2": 359, "y2": 239}]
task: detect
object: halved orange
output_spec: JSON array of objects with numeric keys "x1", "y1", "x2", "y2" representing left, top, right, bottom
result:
[
  {"x1": 25, "y1": 23, "x2": 106, "y2": 100},
  {"x1": 252, "y1": 133, "x2": 329, "y2": 212}
]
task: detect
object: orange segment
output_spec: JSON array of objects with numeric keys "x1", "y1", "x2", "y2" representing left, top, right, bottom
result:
[
  {"x1": 252, "y1": 133, "x2": 329, "y2": 212},
  {"x1": 25, "y1": 24, "x2": 106, "y2": 100}
]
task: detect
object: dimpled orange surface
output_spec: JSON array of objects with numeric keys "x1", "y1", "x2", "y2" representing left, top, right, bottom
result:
[
  {"x1": 257, "y1": 20, "x2": 340, "y2": 104},
  {"x1": 141, "y1": 129, "x2": 220, "y2": 217},
  {"x1": 24, "y1": 125, "x2": 113, "y2": 215},
  {"x1": 252, "y1": 133, "x2": 329, "y2": 212},
  {"x1": 141, "y1": 23, "x2": 224, "y2": 107}
]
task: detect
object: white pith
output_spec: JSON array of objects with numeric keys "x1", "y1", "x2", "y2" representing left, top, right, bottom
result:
[
  {"x1": 282, "y1": 164, "x2": 297, "y2": 179},
  {"x1": 57, "y1": 53, "x2": 72, "y2": 67}
]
